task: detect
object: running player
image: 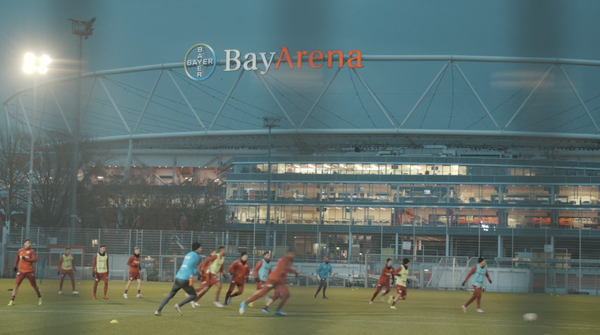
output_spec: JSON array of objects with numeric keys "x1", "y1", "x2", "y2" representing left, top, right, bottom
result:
[
  {"x1": 58, "y1": 247, "x2": 78, "y2": 295},
  {"x1": 124, "y1": 247, "x2": 143, "y2": 298},
  {"x1": 461, "y1": 257, "x2": 492, "y2": 313},
  {"x1": 389, "y1": 258, "x2": 410, "y2": 309},
  {"x1": 195, "y1": 246, "x2": 226, "y2": 307},
  {"x1": 92, "y1": 245, "x2": 109, "y2": 300},
  {"x1": 253, "y1": 251, "x2": 272, "y2": 290},
  {"x1": 224, "y1": 252, "x2": 250, "y2": 306},
  {"x1": 249, "y1": 251, "x2": 273, "y2": 307},
  {"x1": 191, "y1": 250, "x2": 216, "y2": 307},
  {"x1": 313, "y1": 257, "x2": 333, "y2": 299},
  {"x1": 8, "y1": 239, "x2": 42, "y2": 306},
  {"x1": 239, "y1": 249, "x2": 299, "y2": 316},
  {"x1": 369, "y1": 258, "x2": 394, "y2": 304},
  {"x1": 155, "y1": 242, "x2": 203, "y2": 316}
]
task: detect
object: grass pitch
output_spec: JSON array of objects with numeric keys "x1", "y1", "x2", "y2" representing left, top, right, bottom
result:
[{"x1": 1, "y1": 279, "x2": 599, "y2": 335}]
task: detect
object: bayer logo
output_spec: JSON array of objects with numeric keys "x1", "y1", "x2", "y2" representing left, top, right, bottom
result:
[{"x1": 184, "y1": 43, "x2": 216, "y2": 81}]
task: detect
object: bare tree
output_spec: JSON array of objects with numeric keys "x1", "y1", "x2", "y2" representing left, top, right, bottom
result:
[
  {"x1": 165, "y1": 180, "x2": 228, "y2": 231},
  {"x1": 31, "y1": 132, "x2": 113, "y2": 231},
  {"x1": 106, "y1": 168, "x2": 170, "y2": 230},
  {"x1": 0, "y1": 130, "x2": 30, "y2": 228}
]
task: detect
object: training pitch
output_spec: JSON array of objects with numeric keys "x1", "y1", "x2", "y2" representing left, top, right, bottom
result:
[{"x1": 0, "y1": 279, "x2": 599, "y2": 335}]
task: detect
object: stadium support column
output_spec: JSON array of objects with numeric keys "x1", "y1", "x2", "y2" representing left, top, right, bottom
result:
[
  {"x1": 497, "y1": 235, "x2": 502, "y2": 258},
  {"x1": 395, "y1": 233, "x2": 398, "y2": 256},
  {"x1": 263, "y1": 117, "x2": 280, "y2": 253},
  {"x1": 172, "y1": 156, "x2": 177, "y2": 184},
  {"x1": 317, "y1": 229, "x2": 321, "y2": 263},
  {"x1": 348, "y1": 184, "x2": 354, "y2": 268},
  {"x1": 579, "y1": 228, "x2": 582, "y2": 292}
]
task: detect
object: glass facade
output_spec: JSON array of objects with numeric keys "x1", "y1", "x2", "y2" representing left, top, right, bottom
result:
[
  {"x1": 225, "y1": 156, "x2": 600, "y2": 229},
  {"x1": 233, "y1": 162, "x2": 600, "y2": 177}
]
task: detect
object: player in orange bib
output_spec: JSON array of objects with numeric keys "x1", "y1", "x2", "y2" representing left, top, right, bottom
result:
[
  {"x1": 124, "y1": 247, "x2": 143, "y2": 299},
  {"x1": 369, "y1": 258, "x2": 395, "y2": 304},
  {"x1": 8, "y1": 239, "x2": 42, "y2": 306}
]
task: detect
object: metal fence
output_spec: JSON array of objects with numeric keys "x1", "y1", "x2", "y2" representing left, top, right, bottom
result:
[
  {"x1": 364, "y1": 254, "x2": 600, "y2": 295},
  {"x1": 2, "y1": 226, "x2": 599, "y2": 295}
]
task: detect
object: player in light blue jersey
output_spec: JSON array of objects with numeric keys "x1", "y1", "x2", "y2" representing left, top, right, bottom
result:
[
  {"x1": 313, "y1": 257, "x2": 333, "y2": 299},
  {"x1": 461, "y1": 257, "x2": 492, "y2": 313},
  {"x1": 155, "y1": 242, "x2": 202, "y2": 316}
]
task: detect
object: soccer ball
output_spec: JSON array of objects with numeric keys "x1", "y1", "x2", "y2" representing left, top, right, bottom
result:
[{"x1": 523, "y1": 313, "x2": 537, "y2": 321}]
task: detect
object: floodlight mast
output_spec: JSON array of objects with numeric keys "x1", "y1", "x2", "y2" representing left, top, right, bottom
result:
[
  {"x1": 263, "y1": 116, "x2": 281, "y2": 253},
  {"x1": 22, "y1": 54, "x2": 51, "y2": 239},
  {"x1": 68, "y1": 18, "x2": 95, "y2": 242}
]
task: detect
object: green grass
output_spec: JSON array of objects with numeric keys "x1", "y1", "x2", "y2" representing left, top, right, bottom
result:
[{"x1": 1, "y1": 279, "x2": 599, "y2": 335}]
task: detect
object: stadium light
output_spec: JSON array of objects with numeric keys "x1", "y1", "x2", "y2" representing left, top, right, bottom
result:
[
  {"x1": 23, "y1": 53, "x2": 51, "y2": 239},
  {"x1": 23, "y1": 53, "x2": 52, "y2": 74}
]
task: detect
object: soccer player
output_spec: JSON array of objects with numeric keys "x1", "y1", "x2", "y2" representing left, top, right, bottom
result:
[
  {"x1": 249, "y1": 251, "x2": 273, "y2": 307},
  {"x1": 224, "y1": 252, "x2": 250, "y2": 306},
  {"x1": 195, "y1": 246, "x2": 226, "y2": 307},
  {"x1": 191, "y1": 250, "x2": 216, "y2": 307},
  {"x1": 124, "y1": 247, "x2": 143, "y2": 299},
  {"x1": 58, "y1": 247, "x2": 78, "y2": 295},
  {"x1": 8, "y1": 239, "x2": 42, "y2": 306},
  {"x1": 313, "y1": 257, "x2": 333, "y2": 299},
  {"x1": 253, "y1": 251, "x2": 272, "y2": 290},
  {"x1": 92, "y1": 245, "x2": 109, "y2": 300},
  {"x1": 389, "y1": 258, "x2": 410, "y2": 309},
  {"x1": 461, "y1": 257, "x2": 492, "y2": 313},
  {"x1": 369, "y1": 258, "x2": 394, "y2": 304},
  {"x1": 155, "y1": 242, "x2": 203, "y2": 316},
  {"x1": 240, "y1": 249, "x2": 300, "y2": 316}
]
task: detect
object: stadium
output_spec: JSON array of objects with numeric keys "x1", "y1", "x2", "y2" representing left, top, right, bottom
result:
[{"x1": 1, "y1": 1, "x2": 600, "y2": 334}]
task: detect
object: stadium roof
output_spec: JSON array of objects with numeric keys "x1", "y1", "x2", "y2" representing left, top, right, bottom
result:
[{"x1": 5, "y1": 54, "x2": 600, "y2": 151}]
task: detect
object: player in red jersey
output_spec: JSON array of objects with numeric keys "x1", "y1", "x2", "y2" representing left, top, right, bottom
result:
[
  {"x1": 224, "y1": 252, "x2": 250, "y2": 306},
  {"x1": 124, "y1": 247, "x2": 143, "y2": 299},
  {"x1": 239, "y1": 249, "x2": 299, "y2": 316},
  {"x1": 194, "y1": 246, "x2": 227, "y2": 308},
  {"x1": 8, "y1": 239, "x2": 42, "y2": 306},
  {"x1": 190, "y1": 250, "x2": 216, "y2": 307},
  {"x1": 369, "y1": 258, "x2": 394, "y2": 304}
]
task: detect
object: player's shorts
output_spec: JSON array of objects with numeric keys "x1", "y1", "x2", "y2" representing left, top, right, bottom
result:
[
  {"x1": 256, "y1": 279, "x2": 265, "y2": 290},
  {"x1": 15, "y1": 272, "x2": 37, "y2": 286},
  {"x1": 95, "y1": 272, "x2": 108, "y2": 281},
  {"x1": 230, "y1": 279, "x2": 244, "y2": 288},
  {"x1": 129, "y1": 272, "x2": 141, "y2": 281},
  {"x1": 203, "y1": 273, "x2": 220, "y2": 287},
  {"x1": 60, "y1": 270, "x2": 74, "y2": 276},
  {"x1": 395, "y1": 284, "x2": 407, "y2": 298},
  {"x1": 377, "y1": 282, "x2": 391, "y2": 292}
]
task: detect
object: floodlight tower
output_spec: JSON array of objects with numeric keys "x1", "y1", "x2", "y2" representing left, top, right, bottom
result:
[
  {"x1": 68, "y1": 18, "x2": 95, "y2": 239},
  {"x1": 263, "y1": 116, "x2": 281, "y2": 253},
  {"x1": 23, "y1": 53, "x2": 52, "y2": 238}
]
